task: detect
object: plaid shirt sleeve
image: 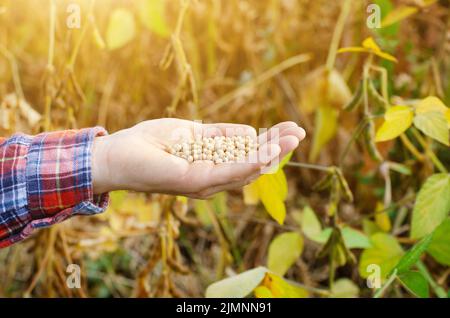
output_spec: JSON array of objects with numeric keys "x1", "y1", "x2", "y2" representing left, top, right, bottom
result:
[{"x1": 0, "y1": 127, "x2": 109, "y2": 248}]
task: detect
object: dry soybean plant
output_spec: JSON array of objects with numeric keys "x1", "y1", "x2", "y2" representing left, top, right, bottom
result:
[{"x1": 0, "y1": 0, "x2": 449, "y2": 298}]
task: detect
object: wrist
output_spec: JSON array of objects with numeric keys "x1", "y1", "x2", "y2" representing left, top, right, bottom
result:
[{"x1": 92, "y1": 134, "x2": 113, "y2": 194}]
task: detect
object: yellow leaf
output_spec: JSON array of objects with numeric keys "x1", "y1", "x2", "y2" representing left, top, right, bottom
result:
[
  {"x1": 270, "y1": 169, "x2": 288, "y2": 200},
  {"x1": 299, "y1": 68, "x2": 327, "y2": 114},
  {"x1": 279, "y1": 151, "x2": 294, "y2": 169},
  {"x1": 254, "y1": 286, "x2": 273, "y2": 298},
  {"x1": 338, "y1": 37, "x2": 398, "y2": 62},
  {"x1": 309, "y1": 105, "x2": 338, "y2": 161},
  {"x1": 446, "y1": 109, "x2": 450, "y2": 127},
  {"x1": 299, "y1": 67, "x2": 351, "y2": 114},
  {"x1": 328, "y1": 69, "x2": 353, "y2": 107},
  {"x1": 255, "y1": 171, "x2": 287, "y2": 224},
  {"x1": 137, "y1": 0, "x2": 170, "y2": 38},
  {"x1": 106, "y1": 8, "x2": 136, "y2": 50},
  {"x1": 375, "y1": 202, "x2": 391, "y2": 232},
  {"x1": 244, "y1": 161, "x2": 289, "y2": 224},
  {"x1": 416, "y1": 96, "x2": 447, "y2": 113},
  {"x1": 372, "y1": 50, "x2": 398, "y2": 63},
  {"x1": 362, "y1": 37, "x2": 381, "y2": 52},
  {"x1": 262, "y1": 273, "x2": 309, "y2": 298},
  {"x1": 243, "y1": 183, "x2": 259, "y2": 205},
  {"x1": 337, "y1": 47, "x2": 369, "y2": 54},
  {"x1": 375, "y1": 105, "x2": 414, "y2": 142},
  {"x1": 381, "y1": 6, "x2": 418, "y2": 28},
  {"x1": 267, "y1": 232, "x2": 304, "y2": 276}
]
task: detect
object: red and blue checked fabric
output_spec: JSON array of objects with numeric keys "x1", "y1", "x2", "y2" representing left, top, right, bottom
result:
[{"x1": 0, "y1": 127, "x2": 109, "y2": 248}]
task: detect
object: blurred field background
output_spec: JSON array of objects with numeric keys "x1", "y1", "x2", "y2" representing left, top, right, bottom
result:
[{"x1": 0, "y1": 0, "x2": 449, "y2": 298}]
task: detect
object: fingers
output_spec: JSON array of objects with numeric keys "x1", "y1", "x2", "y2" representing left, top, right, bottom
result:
[
  {"x1": 202, "y1": 123, "x2": 257, "y2": 140},
  {"x1": 278, "y1": 135, "x2": 300, "y2": 160},
  {"x1": 184, "y1": 142, "x2": 281, "y2": 191},
  {"x1": 194, "y1": 135, "x2": 300, "y2": 198},
  {"x1": 177, "y1": 121, "x2": 306, "y2": 197},
  {"x1": 200, "y1": 122, "x2": 305, "y2": 146},
  {"x1": 209, "y1": 143, "x2": 280, "y2": 184},
  {"x1": 257, "y1": 121, "x2": 299, "y2": 144}
]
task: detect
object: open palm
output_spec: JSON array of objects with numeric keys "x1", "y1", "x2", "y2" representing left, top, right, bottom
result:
[{"x1": 92, "y1": 119, "x2": 306, "y2": 198}]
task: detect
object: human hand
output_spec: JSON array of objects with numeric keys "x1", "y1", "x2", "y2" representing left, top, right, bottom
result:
[{"x1": 92, "y1": 119, "x2": 305, "y2": 199}]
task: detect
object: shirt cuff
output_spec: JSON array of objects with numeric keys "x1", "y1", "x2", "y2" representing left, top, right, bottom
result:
[{"x1": 23, "y1": 127, "x2": 109, "y2": 233}]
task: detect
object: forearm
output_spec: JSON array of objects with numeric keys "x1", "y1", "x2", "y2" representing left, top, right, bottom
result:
[{"x1": 0, "y1": 128, "x2": 109, "y2": 248}]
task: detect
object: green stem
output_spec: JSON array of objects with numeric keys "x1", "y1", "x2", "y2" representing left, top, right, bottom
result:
[
  {"x1": 369, "y1": 65, "x2": 389, "y2": 106},
  {"x1": 417, "y1": 261, "x2": 447, "y2": 298},
  {"x1": 339, "y1": 118, "x2": 368, "y2": 166},
  {"x1": 285, "y1": 161, "x2": 332, "y2": 172},
  {"x1": 411, "y1": 128, "x2": 447, "y2": 173},
  {"x1": 400, "y1": 134, "x2": 425, "y2": 162},
  {"x1": 374, "y1": 269, "x2": 397, "y2": 298},
  {"x1": 362, "y1": 56, "x2": 373, "y2": 115}
]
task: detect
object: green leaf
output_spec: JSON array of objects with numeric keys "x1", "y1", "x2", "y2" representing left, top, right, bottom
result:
[
  {"x1": 411, "y1": 173, "x2": 450, "y2": 239},
  {"x1": 106, "y1": 8, "x2": 136, "y2": 50},
  {"x1": 415, "y1": 96, "x2": 450, "y2": 128},
  {"x1": 413, "y1": 112, "x2": 449, "y2": 146},
  {"x1": 267, "y1": 232, "x2": 303, "y2": 276},
  {"x1": 329, "y1": 278, "x2": 360, "y2": 298},
  {"x1": 309, "y1": 227, "x2": 333, "y2": 244},
  {"x1": 137, "y1": 0, "x2": 170, "y2": 38},
  {"x1": 381, "y1": 5, "x2": 418, "y2": 28},
  {"x1": 394, "y1": 234, "x2": 433, "y2": 274},
  {"x1": 363, "y1": 219, "x2": 383, "y2": 236},
  {"x1": 374, "y1": 0, "x2": 399, "y2": 36},
  {"x1": 205, "y1": 267, "x2": 268, "y2": 298},
  {"x1": 359, "y1": 233, "x2": 404, "y2": 279},
  {"x1": 309, "y1": 105, "x2": 338, "y2": 162},
  {"x1": 341, "y1": 227, "x2": 372, "y2": 249},
  {"x1": 427, "y1": 218, "x2": 450, "y2": 266},
  {"x1": 310, "y1": 227, "x2": 371, "y2": 249},
  {"x1": 299, "y1": 206, "x2": 322, "y2": 240},
  {"x1": 375, "y1": 105, "x2": 413, "y2": 142},
  {"x1": 397, "y1": 271, "x2": 429, "y2": 298}
]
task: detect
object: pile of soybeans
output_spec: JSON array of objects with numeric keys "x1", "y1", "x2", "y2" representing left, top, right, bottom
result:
[{"x1": 168, "y1": 135, "x2": 258, "y2": 164}]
